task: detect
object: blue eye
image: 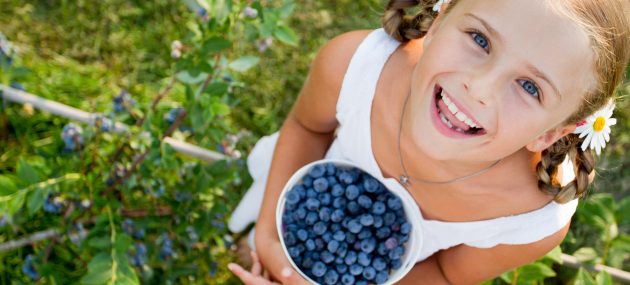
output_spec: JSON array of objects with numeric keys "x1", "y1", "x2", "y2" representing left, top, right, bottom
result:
[
  {"x1": 518, "y1": 79, "x2": 540, "y2": 99},
  {"x1": 471, "y1": 32, "x2": 489, "y2": 51}
]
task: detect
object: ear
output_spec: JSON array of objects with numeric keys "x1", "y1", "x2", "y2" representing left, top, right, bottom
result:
[{"x1": 526, "y1": 124, "x2": 577, "y2": 152}]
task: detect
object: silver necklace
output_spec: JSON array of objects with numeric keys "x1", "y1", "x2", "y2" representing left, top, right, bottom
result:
[{"x1": 397, "y1": 92, "x2": 502, "y2": 186}]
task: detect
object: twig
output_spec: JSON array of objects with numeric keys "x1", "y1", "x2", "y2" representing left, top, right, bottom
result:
[
  {"x1": 0, "y1": 229, "x2": 58, "y2": 253},
  {"x1": 561, "y1": 253, "x2": 630, "y2": 283},
  {"x1": 121, "y1": 206, "x2": 173, "y2": 218}
]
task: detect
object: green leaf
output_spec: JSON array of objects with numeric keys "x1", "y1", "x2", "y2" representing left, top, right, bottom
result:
[
  {"x1": 0, "y1": 175, "x2": 17, "y2": 196},
  {"x1": 273, "y1": 25, "x2": 298, "y2": 46},
  {"x1": 26, "y1": 185, "x2": 48, "y2": 215},
  {"x1": 17, "y1": 159, "x2": 40, "y2": 185},
  {"x1": 88, "y1": 236, "x2": 111, "y2": 249},
  {"x1": 176, "y1": 71, "x2": 207, "y2": 84},
  {"x1": 573, "y1": 247, "x2": 599, "y2": 263},
  {"x1": 574, "y1": 268, "x2": 596, "y2": 285},
  {"x1": 6, "y1": 191, "x2": 26, "y2": 215},
  {"x1": 201, "y1": 37, "x2": 232, "y2": 54},
  {"x1": 228, "y1": 56, "x2": 260, "y2": 72},
  {"x1": 595, "y1": 271, "x2": 612, "y2": 285},
  {"x1": 516, "y1": 263, "x2": 556, "y2": 282},
  {"x1": 81, "y1": 253, "x2": 112, "y2": 284},
  {"x1": 543, "y1": 246, "x2": 563, "y2": 264},
  {"x1": 616, "y1": 196, "x2": 630, "y2": 225}
]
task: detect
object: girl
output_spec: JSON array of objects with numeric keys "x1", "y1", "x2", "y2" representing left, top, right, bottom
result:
[{"x1": 228, "y1": 0, "x2": 630, "y2": 284}]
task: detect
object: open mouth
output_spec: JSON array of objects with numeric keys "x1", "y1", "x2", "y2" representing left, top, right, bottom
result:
[{"x1": 434, "y1": 85, "x2": 486, "y2": 136}]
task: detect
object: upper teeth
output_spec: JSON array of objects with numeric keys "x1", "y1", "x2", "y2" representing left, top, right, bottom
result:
[{"x1": 441, "y1": 91, "x2": 479, "y2": 129}]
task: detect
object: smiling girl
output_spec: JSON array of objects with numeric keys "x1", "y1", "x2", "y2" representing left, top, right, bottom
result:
[{"x1": 227, "y1": 0, "x2": 630, "y2": 283}]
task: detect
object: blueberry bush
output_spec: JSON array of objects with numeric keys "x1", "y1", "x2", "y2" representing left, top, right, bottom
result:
[{"x1": 1, "y1": 0, "x2": 629, "y2": 284}]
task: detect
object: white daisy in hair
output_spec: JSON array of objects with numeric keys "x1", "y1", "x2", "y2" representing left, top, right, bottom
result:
[
  {"x1": 432, "y1": 0, "x2": 451, "y2": 12},
  {"x1": 573, "y1": 100, "x2": 616, "y2": 155}
]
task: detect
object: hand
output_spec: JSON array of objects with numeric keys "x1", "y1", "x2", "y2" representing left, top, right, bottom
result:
[{"x1": 228, "y1": 251, "x2": 282, "y2": 285}]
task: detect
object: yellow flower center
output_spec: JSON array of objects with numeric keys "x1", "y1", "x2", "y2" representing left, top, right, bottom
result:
[{"x1": 593, "y1": 117, "x2": 606, "y2": 132}]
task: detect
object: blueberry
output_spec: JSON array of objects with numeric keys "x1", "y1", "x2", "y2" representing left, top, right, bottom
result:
[
  {"x1": 401, "y1": 222, "x2": 412, "y2": 234},
  {"x1": 331, "y1": 223, "x2": 342, "y2": 232},
  {"x1": 341, "y1": 273, "x2": 355, "y2": 284},
  {"x1": 338, "y1": 171, "x2": 355, "y2": 184},
  {"x1": 375, "y1": 271, "x2": 389, "y2": 284},
  {"x1": 356, "y1": 281, "x2": 368, "y2": 285},
  {"x1": 313, "y1": 222, "x2": 327, "y2": 235},
  {"x1": 383, "y1": 212, "x2": 396, "y2": 226},
  {"x1": 333, "y1": 197, "x2": 347, "y2": 209},
  {"x1": 371, "y1": 201, "x2": 386, "y2": 215},
  {"x1": 315, "y1": 208, "x2": 330, "y2": 222},
  {"x1": 324, "y1": 269, "x2": 339, "y2": 285},
  {"x1": 306, "y1": 188, "x2": 317, "y2": 198},
  {"x1": 331, "y1": 184, "x2": 345, "y2": 197},
  {"x1": 327, "y1": 175, "x2": 338, "y2": 186},
  {"x1": 336, "y1": 264, "x2": 349, "y2": 274},
  {"x1": 325, "y1": 163, "x2": 337, "y2": 175},
  {"x1": 303, "y1": 176, "x2": 314, "y2": 187},
  {"x1": 388, "y1": 246, "x2": 404, "y2": 260},
  {"x1": 333, "y1": 231, "x2": 346, "y2": 241},
  {"x1": 373, "y1": 215, "x2": 384, "y2": 227},
  {"x1": 387, "y1": 197, "x2": 403, "y2": 210},
  {"x1": 305, "y1": 239, "x2": 316, "y2": 251},
  {"x1": 391, "y1": 222, "x2": 401, "y2": 232},
  {"x1": 295, "y1": 207, "x2": 307, "y2": 220},
  {"x1": 345, "y1": 185, "x2": 360, "y2": 200},
  {"x1": 297, "y1": 229, "x2": 308, "y2": 241},
  {"x1": 385, "y1": 236, "x2": 399, "y2": 250},
  {"x1": 347, "y1": 201, "x2": 361, "y2": 215},
  {"x1": 363, "y1": 177, "x2": 380, "y2": 193},
  {"x1": 372, "y1": 257, "x2": 387, "y2": 271},
  {"x1": 319, "y1": 193, "x2": 332, "y2": 206},
  {"x1": 337, "y1": 242, "x2": 348, "y2": 257},
  {"x1": 391, "y1": 259, "x2": 402, "y2": 269},
  {"x1": 377, "y1": 243, "x2": 388, "y2": 255},
  {"x1": 305, "y1": 211, "x2": 319, "y2": 225},
  {"x1": 327, "y1": 240, "x2": 340, "y2": 253},
  {"x1": 346, "y1": 219, "x2": 362, "y2": 234},
  {"x1": 308, "y1": 165, "x2": 326, "y2": 178},
  {"x1": 285, "y1": 190, "x2": 301, "y2": 205},
  {"x1": 312, "y1": 261, "x2": 326, "y2": 277},
  {"x1": 376, "y1": 227, "x2": 392, "y2": 239},
  {"x1": 358, "y1": 228, "x2": 372, "y2": 240},
  {"x1": 321, "y1": 250, "x2": 335, "y2": 264},
  {"x1": 302, "y1": 257, "x2": 315, "y2": 269},
  {"x1": 360, "y1": 237, "x2": 376, "y2": 253},
  {"x1": 305, "y1": 198, "x2": 320, "y2": 211},
  {"x1": 349, "y1": 264, "x2": 363, "y2": 276},
  {"x1": 357, "y1": 252, "x2": 371, "y2": 266},
  {"x1": 315, "y1": 238, "x2": 325, "y2": 250},
  {"x1": 344, "y1": 251, "x2": 357, "y2": 265},
  {"x1": 357, "y1": 195, "x2": 373, "y2": 209},
  {"x1": 360, "y1": 214, "x2": 374, "y2": 226},
  {"x1": 288, "y1": 246, "x2": 300, "y2": 258},
  {"x1": 362, "y1": 266, "x2": 376, "y2": 280},
  {"x1": 313, "y1": 177, "x2": 329, "y2": 192}
]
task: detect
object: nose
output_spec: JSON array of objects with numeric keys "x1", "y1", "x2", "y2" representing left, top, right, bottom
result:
[{"x1": 461, "y1": 62, "x2": 502, "y2": 107}]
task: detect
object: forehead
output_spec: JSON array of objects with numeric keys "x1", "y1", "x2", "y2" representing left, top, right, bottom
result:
[{"x1": 449, "y1": 0, "x2": 596, "y2": 102}]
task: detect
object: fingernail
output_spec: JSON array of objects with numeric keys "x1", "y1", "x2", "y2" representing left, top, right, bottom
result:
[
  {"x1": 281, "y1": 267, "x2": 292, "y2": 278},
  {"x1": 227, "y1": 263, "x2": 236, "y2": 271}
]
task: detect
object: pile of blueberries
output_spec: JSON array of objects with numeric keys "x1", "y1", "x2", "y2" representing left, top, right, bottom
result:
[{"x1": 281, "y1": 163, "x2": 412, "y2": 285}]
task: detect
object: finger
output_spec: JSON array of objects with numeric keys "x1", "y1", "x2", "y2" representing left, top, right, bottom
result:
[
  {"x1": 227, "y1": 263, "x2": 255, "y2": 283},
  {"x1": 250, "y1": 251, "x2": 262, "y2": 276}
]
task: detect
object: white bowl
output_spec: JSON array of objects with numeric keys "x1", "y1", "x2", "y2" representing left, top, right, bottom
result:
[{"x1": 276, "y1": 159, "x2": 422, "y2": 285}]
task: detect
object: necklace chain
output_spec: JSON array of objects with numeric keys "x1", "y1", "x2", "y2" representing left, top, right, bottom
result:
[{"x1": 397, "y1": 92, "x2": 502, "y2": 186}]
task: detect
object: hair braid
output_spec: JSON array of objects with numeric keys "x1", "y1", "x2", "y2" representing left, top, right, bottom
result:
[
  {"x1": 382, "y1": 0, "x2": 440, "y2": 42},
  {"x1": 536, "y1": 134, "x2": 596, "y2": 204}
]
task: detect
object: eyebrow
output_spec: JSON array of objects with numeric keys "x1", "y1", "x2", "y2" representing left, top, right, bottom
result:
[{"x1": 463, "y1": 13, "x2": 562, "y2": 100}]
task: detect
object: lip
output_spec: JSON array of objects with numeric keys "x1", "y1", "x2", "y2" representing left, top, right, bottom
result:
[{"x1": 430, "y1": 85, "x2": 485, "y2": 138}]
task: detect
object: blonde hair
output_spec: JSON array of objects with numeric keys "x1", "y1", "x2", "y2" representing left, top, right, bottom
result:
[{"x1": 382, "y1": 0, "x2": 630, "y2": 203}]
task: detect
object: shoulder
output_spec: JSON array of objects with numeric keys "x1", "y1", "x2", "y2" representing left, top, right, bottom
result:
[
  {"x1": 309, "y1": 29, "x2": 373, "y2": 90},
  {"x1": 291, "y1": 30, "x2": 373, "y2": 133},
  {"x1": 435, "y1": 222, "x2": 570, "y2": 284}
]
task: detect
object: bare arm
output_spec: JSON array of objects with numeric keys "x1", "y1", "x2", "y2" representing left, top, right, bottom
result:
[
  {"x1": 398, "y1": 222, "x2": 571, "y2": 284},
  {"x1": 253, "y1": 30, "x2": 372, "y2": 282}
]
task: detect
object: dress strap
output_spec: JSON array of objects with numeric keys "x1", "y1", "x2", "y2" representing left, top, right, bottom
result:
[{"x1": 336, "y1": 28, "x2": 401, "y2": 124}]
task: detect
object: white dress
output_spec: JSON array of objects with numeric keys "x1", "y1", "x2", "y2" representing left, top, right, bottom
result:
[{"x1": 228, "y1": 28, "x2": 578, "y2": 263}]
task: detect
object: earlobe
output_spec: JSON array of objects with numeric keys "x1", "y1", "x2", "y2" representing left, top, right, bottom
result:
[{"x1": 526, "y1": 125, "x2": 577, "y2": 152}]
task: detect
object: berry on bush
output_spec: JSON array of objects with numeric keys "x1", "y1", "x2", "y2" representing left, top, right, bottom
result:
[
  {"x1": 61, "y1": 123, "x2": 84, "y2": 151},
  {"x1": 21, "y1": 255, "x2": 38, "y2": 280},
  {"x1": 281, "y1": 163, "x2": 412, "y2": 284}
]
